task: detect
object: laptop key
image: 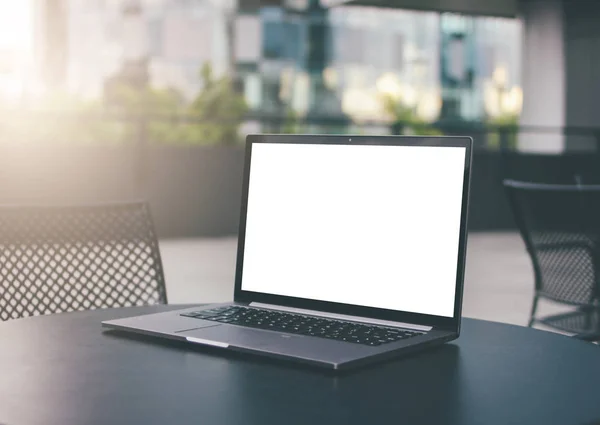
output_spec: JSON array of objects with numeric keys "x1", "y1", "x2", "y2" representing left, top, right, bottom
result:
[{"x1": 180, "y1": 306, "x2": 423, "y2": 347}]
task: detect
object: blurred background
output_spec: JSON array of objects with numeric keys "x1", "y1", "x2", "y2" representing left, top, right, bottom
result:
[{"x1": 1, "y1": 0, "x2": 599, "y2": 331}]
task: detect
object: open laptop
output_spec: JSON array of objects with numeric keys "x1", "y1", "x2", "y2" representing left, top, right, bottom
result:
[{"x1": 103, "y1": 134, "x2": 472, "y2": 370}]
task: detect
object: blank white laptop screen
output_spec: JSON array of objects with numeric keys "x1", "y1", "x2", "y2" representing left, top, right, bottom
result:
[{"x1": 241, "y1": 142, "x2": 466, "y2": 318}]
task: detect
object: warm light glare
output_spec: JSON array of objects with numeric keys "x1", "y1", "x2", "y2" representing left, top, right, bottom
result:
[
  {"x1": 484, "y1": 80, "x2": 523, "y2": 118},
  {"x1": 492, "y1": 65, "x2": 508, "y2": 87},
  {"x1": 483, "y1": 80, "x2": 499, "y2": 117},
  {"x1": 342, "y1": 88, "x2": 383, "y2": 122},
  {"x1": 375, "y1": 73, "x2": 419, "y2": 109},
  {"x1": 501, "y1": 86, "x2": 523, "y2": 116},
  {"x1": 292, "y1": 72, "x2": 310, "y2": 116},
  {"x1": 0, "y1": 0, "x2": 33, "y2": 50},
  {"x1": 322, "y1": 67, "x2": 338, "y2": 90},
  {"x1": 279, "y1": 67, "x2": 294, "y2": 102},
  {"x1": 375, "y1": 72, "x2": 402, "y2": 100},
  {"x1": 400, "y1": 83, "x2": 418, "y2": 108},
  {"x1": 416, "y1": 88, "x2": 442, "y2": 123},
  {"x1": 0, "y1": 0, "x2": 35, "y2": 103}
]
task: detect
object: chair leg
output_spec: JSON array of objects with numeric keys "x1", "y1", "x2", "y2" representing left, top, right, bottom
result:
[
  {"x1": 575, "y1": 305, "x2": 595, "y2": 331},
  {"x1": 583, "y1": 309, "x2": 591, "y2": 331},
  {"x1": 528, "y1": 295, "x2": 539, "y2": 327}
]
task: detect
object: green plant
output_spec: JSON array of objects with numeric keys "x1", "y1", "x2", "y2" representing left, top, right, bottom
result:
[
  {"x1": 486, "y1": 113, "x2": 519, "y2": 150},
  {"x1": 281, "y1": 108, "x2": 301, "y2": 134},
  {"x1": 381, "y1": 94, "x2": 442, "y2": 136},
  {"x1": 0, "y1": 63, "x2": 249, "y2": 146},
  {"x1": 183, "y1": 63, "x2": 248, "y2": 145},
  {"x1": 104, "y1": 82, "x2": 185, "y2": 144}
]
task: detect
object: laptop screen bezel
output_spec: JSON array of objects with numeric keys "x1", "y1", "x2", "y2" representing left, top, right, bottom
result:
[{"x1": 233, "y1": 134, "x2": 472, "y2": 331}]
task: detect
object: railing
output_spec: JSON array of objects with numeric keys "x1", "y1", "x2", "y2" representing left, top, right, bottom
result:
[
  {"x1": 2, "y1": 110, "x2": 600, "y2": 152},
  {"x1": 1, "y1": 111, "x2": 599, "y2": 234}
]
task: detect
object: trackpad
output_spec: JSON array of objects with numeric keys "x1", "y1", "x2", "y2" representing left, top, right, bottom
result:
[
  {"x1": 180, "y1": 325, "x2": 289, "y2": 348},
  {"x1": 174, "y1": 322, "x2": 223, "y2": 333}
]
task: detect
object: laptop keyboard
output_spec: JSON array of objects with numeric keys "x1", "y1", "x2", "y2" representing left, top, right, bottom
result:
[{"x1": 181, "y1": 306, "x2": 423, "y2": 346}]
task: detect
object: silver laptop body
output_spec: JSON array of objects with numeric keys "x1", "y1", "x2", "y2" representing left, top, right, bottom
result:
[{"x1": 103, "y1": 134, "x2": 472, "y2": 370}]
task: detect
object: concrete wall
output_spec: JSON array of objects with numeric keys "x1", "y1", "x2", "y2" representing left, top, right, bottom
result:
[
  {"x1": 146, "y1": 146, "x2": 245, "y2": 237},
  {"x1": 3, "y1": 142, "x2": 599, "y2": 234},
  {"x1": 518, "y1": 0, "x2": 600, "y2": 153},
  {"x1": 518, "y1": 0, "x2": 565, "y2": 153},
  {"x1": 0, "y1": 144, "x2": 245, "y2": 238},
  {"x1": 563, "y1": 0, "x2": 600, "y2": 151}
]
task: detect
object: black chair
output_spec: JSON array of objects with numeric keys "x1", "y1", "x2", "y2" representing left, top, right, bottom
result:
[
  {"x1": 504, "y1": 180, "x2": 600, "y2": 342},
  {"x1": 0, "y1": 202, "x2": 168, "y2": 321}
]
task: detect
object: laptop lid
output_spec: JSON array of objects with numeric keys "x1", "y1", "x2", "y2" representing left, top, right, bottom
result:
[{"x1": 234, "y1": 135, "x2": 472, "y2": 331}]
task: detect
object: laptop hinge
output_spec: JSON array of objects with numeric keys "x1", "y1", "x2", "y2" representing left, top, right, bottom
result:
[{"x1": 249, "y1": 302, "x2": 432, "y2": 332}]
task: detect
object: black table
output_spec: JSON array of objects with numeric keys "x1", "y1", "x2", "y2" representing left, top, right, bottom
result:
[{"x1": 1, "y1": 305, "x2": 599, "y2": 425}]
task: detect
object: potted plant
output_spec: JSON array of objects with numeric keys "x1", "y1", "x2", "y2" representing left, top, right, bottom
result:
[{"x1": 145, "y1": 63, "x2": 250, "y2": 237}]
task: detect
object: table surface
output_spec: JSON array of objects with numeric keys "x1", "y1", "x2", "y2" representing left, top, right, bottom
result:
[{"x1": 1, "y1": 305, "x2": 599, "y2": 425}]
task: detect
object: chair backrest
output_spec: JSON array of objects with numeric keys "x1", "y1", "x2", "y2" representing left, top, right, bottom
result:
[
  {"x1": 0, "y1": 202, "x2": 167, "y2": 321},
  {"x1": 504, "y1": 180, "x2": 600, "y2": 306}
]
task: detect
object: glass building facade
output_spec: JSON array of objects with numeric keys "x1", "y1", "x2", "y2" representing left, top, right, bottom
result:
[
  {"x1": 239, "y1": 2, "x2": 521, "y2": 125},
  {"x1": 58, "y1": 0, "x2": 521, "y2": 126}
]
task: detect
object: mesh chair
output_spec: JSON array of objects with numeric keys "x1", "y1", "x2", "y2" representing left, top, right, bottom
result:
[
  {"x1": 504, "y1": 180, "x2": 600, "y2": 341},
  {"x1": 0, "y1": 202, "x2": 167, "y2": 321}
]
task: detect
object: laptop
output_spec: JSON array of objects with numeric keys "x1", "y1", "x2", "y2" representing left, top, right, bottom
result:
[{"x1": 103, "y1": 134, "x2": 472, "y2": 370}]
